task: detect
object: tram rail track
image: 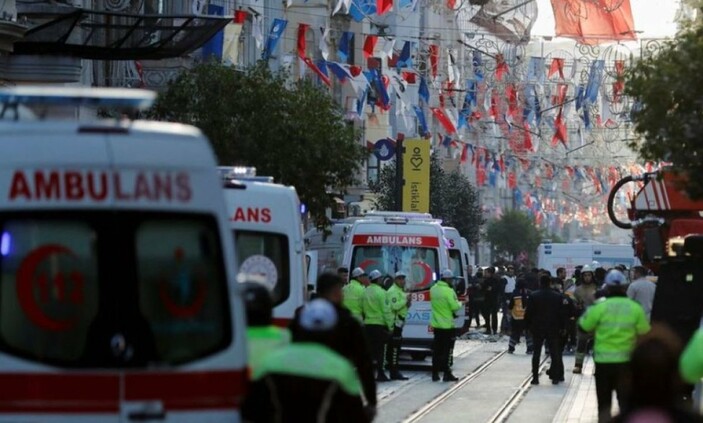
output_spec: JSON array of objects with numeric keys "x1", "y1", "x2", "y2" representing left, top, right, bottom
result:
[
  {"x1": 486, "y1": 358, "x2": 550, "y2": 423},
  {"x1": 400, "y1": 351, "x2": 549, "y2": 423},
  {"x1": 401, "y1": 350, "x2": 507, "y2": 423}
]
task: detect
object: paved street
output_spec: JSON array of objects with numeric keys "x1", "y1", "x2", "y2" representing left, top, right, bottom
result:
[{"x1": 376, "y1": 331, "x2": 608, "y2": 423}]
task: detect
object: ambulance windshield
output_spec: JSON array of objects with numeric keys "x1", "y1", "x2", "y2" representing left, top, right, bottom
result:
[
  {"x1": 350, "y1": 246, "x2": 438, "y2": 292},
  {"x1": 0, "y1": 212, "x2": 231, "y2": 368}
]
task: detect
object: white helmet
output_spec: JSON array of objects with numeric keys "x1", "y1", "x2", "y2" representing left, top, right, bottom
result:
[
  {"x1": 581, "y1": 264, "x2": 594, "y2": 274},
  {"x1": 605, "y1": 269, "x2": 627, "y2": 286},
  {"x1": 369, "y1": 269, "x2": 383, "y2": 281}
]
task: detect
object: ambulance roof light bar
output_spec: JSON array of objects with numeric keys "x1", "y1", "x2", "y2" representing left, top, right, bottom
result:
[
  {"x1": 365, "y1": 211, "x2": 434, "y2": 219},
  {"x1": 218, "y1": 166, "x2": 274, "y2": 183},
  {"x1": 0, "y1": 86, "x2": 157, "y2": 116}
]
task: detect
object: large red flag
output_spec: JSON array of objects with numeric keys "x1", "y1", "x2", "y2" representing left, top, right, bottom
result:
[{"x1": 550, "y1": 0, "x2": 636, "y2": 45}]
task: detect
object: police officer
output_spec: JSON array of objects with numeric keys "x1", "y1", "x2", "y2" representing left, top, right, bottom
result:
[
  {"x1": 290, "y1": 272, "x2": 377, "y2": 416},
  {"x1": 579, "y1": 269, "x2": 650, "y2": 423},
  {"x1": 385, "y1": 271, "x2": 411, "y2": 380},
  {"x1": 343, "y1": 267, "x2": 369, "y2": 322},
  {"x1": 524, "y1": 274, "x2": 569, "y2": 385},
  {"x1": 243, "y1": 299, "x2": 369, "y2": 422},
  {"x1": 431, "y1": 269, "x2": 462, "y2": 382},
  {"x1": 363, "y1": 269, "x2": 393, "y2": 382},
  {"x1": 242, "y1": 280, "x2": 291, "y2": 375}
]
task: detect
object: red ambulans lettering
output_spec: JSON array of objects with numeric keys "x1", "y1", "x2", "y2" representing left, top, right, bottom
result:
[
  {"x1": 231, "y1": 207, "x2": 272, "y2": 223},
  {"x1": 8, "y1": 170, "x2": 192, "y2": 203},
  {"x1": 351, "y1": 235, "x2": 440, "y2": 247},
  {"x1": 366, "y1": 235, "x2": 422, "y2": 245}
]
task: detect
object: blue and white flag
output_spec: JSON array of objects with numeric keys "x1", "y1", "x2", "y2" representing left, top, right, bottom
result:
[
  {"x1": 349, "y1": 0, "x2": 376, "y2": 22},
  {"x1": 262, "y1": 18, "x2": 288, "y2": 60},
  {"x1": 337, "y1": 31, "x2": 354, "y2": 63},
  {"x1": 396, "y1": 41, "x2": 413, "y2": 69},
  {"x1": 585, "y1": 60, "x2": 605, "y2": 104},
  {"x1": 418, "y1": 76, "x2": 430, "y2": 104},
  {"x1": 413, "y1": 105, "x2": 429, "y2": 136}
]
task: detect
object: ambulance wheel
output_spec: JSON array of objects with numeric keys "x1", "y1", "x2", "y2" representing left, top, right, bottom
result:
[{"x1": 410, "y1": 352, "x2": 428, "y2": 361}]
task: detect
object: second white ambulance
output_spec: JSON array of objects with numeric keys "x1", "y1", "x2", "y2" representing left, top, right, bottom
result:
[{"x1": 220, "y1": 167, "x2": 307, "y2": 326}]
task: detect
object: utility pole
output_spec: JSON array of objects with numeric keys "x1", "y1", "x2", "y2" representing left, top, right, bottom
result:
[{"x1": 395, "y1": 132, "x2": 405, "y2": 211}]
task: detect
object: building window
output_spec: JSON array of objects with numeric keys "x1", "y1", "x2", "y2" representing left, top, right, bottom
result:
[{"x1": 367, "y1": 153, "x2": 379, "y2": 185}]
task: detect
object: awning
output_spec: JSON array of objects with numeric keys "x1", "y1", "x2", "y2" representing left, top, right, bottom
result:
[{"x1": 12, "y1": 9, "x2": 231, "y2": 60}]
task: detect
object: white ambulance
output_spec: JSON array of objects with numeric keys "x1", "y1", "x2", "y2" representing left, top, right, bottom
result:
[
  {"x1": 220, "y1": 167, "x2": 307, "y2": 326},
  {"x1": 342, "y1": 212, "x2": 460, "y2": 359},
  {"x1": 303, "y1": 218, "x2": 359, "y2": 279},
  {"x1": 443, "y1": 227, "x2": 469, "y2": 292},
  {"x1": 0, "y1": 87, "x2": 248, "y2": 422}
]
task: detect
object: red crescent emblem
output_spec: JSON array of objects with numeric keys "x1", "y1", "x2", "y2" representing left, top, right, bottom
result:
[
  {"x1": 358, "y1": 259, "x2": 379, "y2": 272},
  {"x1": 159, "y1": 278, "x2": 207, "y2": 319},
  {"x1": 16, "y1": 244, "x2": 78, "y2": 332},
  {"x1": 413, "y1": 261, "x2": 433, "y2": 289}
]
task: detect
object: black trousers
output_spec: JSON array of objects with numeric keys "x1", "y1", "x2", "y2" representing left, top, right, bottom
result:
[
  {"x1": 385, "y1": 326, "x2": 403, "y2": 372},
  {"x1": 594, "y1": 362, "x2": 628, "y2": 423},
  {"x1": 509, "y1": 319, "x2": 533, "y2": 352},
  {"x1": 482, "y1": 302, "x2": 499, "y2": 334},
  {"x1": 531, "y1": 332, "x2": 563, "y2": 381},
  {"x1": 365, "y1": 324, "x2": 389, "y2": 376},
  {"x1": 432, "y1": 328, "x2": 456, "y2": 375},
  {"x1": 468, "y1": 300, "x2": 483, "y2": 327}
]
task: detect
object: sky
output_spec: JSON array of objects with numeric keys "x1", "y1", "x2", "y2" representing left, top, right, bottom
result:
[{"x1": 531, "y1": 0, "x2": 681, "y2": 39}]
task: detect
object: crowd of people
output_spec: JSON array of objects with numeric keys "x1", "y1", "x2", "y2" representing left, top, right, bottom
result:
[{"x1": 239, "y1": 262, "x2": 703, "y2": 423}]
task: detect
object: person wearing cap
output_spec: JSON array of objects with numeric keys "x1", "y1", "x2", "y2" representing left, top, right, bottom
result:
[
  {"x1": 573, "y1": 263, "x2": 598, "y2": 374},
  {"x1": 290, "y1": 272, "x2": 377, "y2": 415},
  {"x1": 385, "y1": 271, "x2": 411, "y2": 380},
  {"x1": 362, "y1": 269, "x2": 393, "y2": 382},
  {"x1": 430, "y1": 269, "x2": 462, "y2": 382},
  {"x1": 343, "y1": 267, "x2": 369, "y2": 322},
  {"x1": 579, "y1": 269, "x2": 650, "y2": 423},
  {"x1": 243, "y1": 299, "x2": 369, "y2": 422},
  {"x1": 243, "y1": 281, "x2": 292, "y2": 376}
]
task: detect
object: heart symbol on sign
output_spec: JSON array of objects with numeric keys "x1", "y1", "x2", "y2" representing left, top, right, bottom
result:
[{"x1": 410, "y1": 156, "x2": 423, "y2": 169}]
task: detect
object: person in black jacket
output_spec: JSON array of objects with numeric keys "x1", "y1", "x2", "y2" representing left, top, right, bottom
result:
[
  {"x1": 481, "y1": 267, "x2": 503, "y2": 335},
  {"x1": 524, "y1": 274, "x2": 569, "y2": 385},
  {"x1": 289, "y1": 273, "x2": 377, "y2": 419}
]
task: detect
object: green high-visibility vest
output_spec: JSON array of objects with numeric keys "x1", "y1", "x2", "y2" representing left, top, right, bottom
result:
[
  {"x1": 430, "y1": 280, "x2": 461, "y2": 329},
  {"x1": 246, "y1": 325, "x2": 291, "y2": 374},
  {"x1": 253, "y1": 342, "x2": 362, "y2": 396},
  {"x1": 342, "y1": 279, "x2": 365, "y2": 321},
  {"x1": 387, "y1": 283, "x2": 409, "y2": 327},
  {"x1": 680, "y1": 328, "x2": 703, "y2": 384},
  {"x1": 362, "y1": 283, "x2": 392, "y2": 329},
  {"x1": 579, "y1": 296, "x2": 650, "y2": 363}
]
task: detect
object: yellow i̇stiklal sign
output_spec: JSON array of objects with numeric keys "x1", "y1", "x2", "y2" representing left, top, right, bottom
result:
[{"x1": 402, "y1": 138, "x2": 430, "y2": 213}]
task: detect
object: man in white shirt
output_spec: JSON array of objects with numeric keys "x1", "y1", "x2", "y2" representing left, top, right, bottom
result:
[
  {"x1": 626, "y1": 266, "x2": 656, "y2": 321},
  {"x1": 500, "y1": 265, "x2": 517, "y2": 334}
]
